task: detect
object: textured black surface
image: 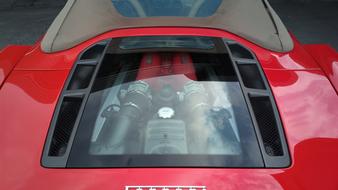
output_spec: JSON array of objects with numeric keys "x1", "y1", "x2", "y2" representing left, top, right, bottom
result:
[
  {"x1": 67, "y1": 65, "x2": 95, "y2": 90},
  {"x1": 238, "y1": 64, "x2": 267, "y2": 90},
  {"x1": 80, "y1": 44, "x2": 107, "y2": 60},
  {"x1": 250, "y1": 96, "x2": 283, "y2": 156},
  {"x1": 228, "y1": 44, "x2": 254, "y2": 59},
  {"x1": 49, "y1": 97, "x2": 82, "y2": 156}
]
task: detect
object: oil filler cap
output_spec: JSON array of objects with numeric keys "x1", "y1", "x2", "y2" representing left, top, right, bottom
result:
[{"x1": 158, "y1": 107, "x2": 175, "y2": 119}]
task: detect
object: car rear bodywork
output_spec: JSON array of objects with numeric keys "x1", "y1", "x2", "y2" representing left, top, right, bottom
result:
[
  {"x1": 1, "y1": 27, "x2": 338, "y2": 190},
  {"x1": 1, "y1": 1, "x2": 338, "y2": 190}
]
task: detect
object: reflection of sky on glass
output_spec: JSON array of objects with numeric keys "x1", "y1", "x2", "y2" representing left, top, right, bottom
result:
[
  {"x1": 89, "y1": 74, "x2": 250, "y2": 155},
  {"x1": 112, "y1": 0, "x2": 222, "y2": 17},
  {"x1": 119, "y1": 36, "x2": 215, "y2": 50}
]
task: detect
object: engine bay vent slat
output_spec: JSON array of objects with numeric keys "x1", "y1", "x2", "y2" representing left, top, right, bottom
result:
[
  {"x1": 227, "y1": 43, "x2": 254, "y2": 59},
  {"x1": 237, "y1": 64, "x2": 266, "y2": 90},
  {"x1": 249, "y1": 96, "x2": 283, "y2": 156},
  {"x1": 80, "y1": 43, "x2": 107, "y2": 60},
  {"x1": 67, "y1": 65, "x2": 96, "y2": 90},
  {"x1": 48, "y1": 97, "x2": 83, "y2": 156}
]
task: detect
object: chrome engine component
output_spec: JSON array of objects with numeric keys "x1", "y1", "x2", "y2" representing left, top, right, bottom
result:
[
  {"x1": 96, "y1": 81, "x2": 152, "y2": 153},
  {"x1": 181, "y1": 81, "x2": 210, "y2": 112},
  {"x1": 158, "y1": 107, "x2": 175, "y2": 119}
]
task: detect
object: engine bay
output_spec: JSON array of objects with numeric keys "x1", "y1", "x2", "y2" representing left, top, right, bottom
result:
[{"x1": 90, "y1": 52, "x2": 242, "y2": 155}]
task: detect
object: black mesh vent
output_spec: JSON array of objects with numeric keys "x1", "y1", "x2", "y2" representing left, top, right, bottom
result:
[
  {"x1": 228, "y1": 44, "x2": 254, "y2": 59},
  {"x1": 250, "y1": 96, "x2": 283, "y2": 156},
  {"x1": 238, "y1": 64, "x2": 266, "y2": 89},
  {"x1": 67, "y1": 65, "x2": 95, "y2": 90},
  {"x1": 80, "y1": 44, "x2": 106, "y2": 60},
  {"x1": 49, "y1": 97, "x2": 82, "y2": 156}
]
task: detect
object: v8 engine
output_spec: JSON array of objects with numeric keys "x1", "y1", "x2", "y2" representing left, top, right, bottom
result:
[{"x1": 91, "y1": 53, "x2": 240, "y2": 155}]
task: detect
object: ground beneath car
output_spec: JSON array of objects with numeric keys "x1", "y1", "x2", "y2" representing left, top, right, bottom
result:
[{"x1": 0, "y1": 2, "x2": 337, "y2": 50}]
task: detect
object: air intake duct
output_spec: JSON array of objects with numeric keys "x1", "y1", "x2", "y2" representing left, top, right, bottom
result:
[{"x1": 96, "y1": 81, "x2": 152, "y2": 152}]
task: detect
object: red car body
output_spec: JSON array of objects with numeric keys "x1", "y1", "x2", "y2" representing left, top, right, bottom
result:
[{"x1": 1, "y1": 27, "x2": 338, "y2": 190}]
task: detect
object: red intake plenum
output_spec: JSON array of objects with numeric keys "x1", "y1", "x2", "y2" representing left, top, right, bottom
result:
[{"x1": 136, "y1": 53, "x2": 197, "y2": 90}]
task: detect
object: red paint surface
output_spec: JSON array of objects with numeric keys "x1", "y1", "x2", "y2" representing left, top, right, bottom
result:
[
  {"x1": 0, "y1": 45, "x2": 32, "y2": 88},
  {"x1": 1, "y1": 28, "x2": 338, "y2": 190},
  {"x1": 303, "y1": 44, "x2": 338, "y2": 93}
]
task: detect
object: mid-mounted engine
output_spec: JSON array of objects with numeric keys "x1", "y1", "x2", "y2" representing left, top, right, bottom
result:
[{"x1": 92, "y1": 53, "x2": 240, "y2": 155}]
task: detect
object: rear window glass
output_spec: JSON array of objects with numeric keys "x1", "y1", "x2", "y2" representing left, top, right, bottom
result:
[
  {"x1": 68, "y1": 37, "x2": 263, "y2": 167},
  {"x1": 120, "y1": 36, "x2": 215, "y2": 50},
  {"x1": 112, "y1": 0, "x2": 222, "y2": 17}
]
